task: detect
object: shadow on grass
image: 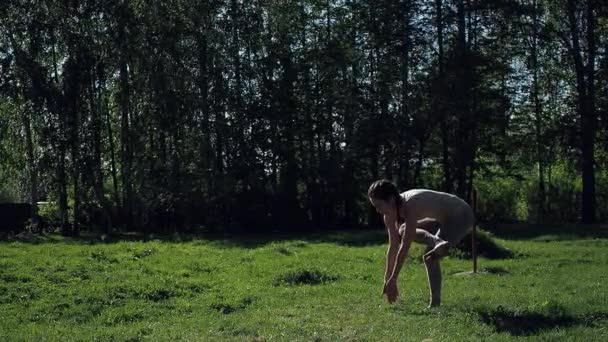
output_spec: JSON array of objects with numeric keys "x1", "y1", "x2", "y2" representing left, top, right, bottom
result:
[
  {"x1": 0, "y1": 229, "x2": 389, "y2": 249},
  {"x1": 0, "y1": 229, "x2": 518, "y2": 261},
  {"x1": 452, "y1": 230, "x2": 516, "y2": 260},
  {"x1": 487, "y1": 224, "x2": 608, "y2": 241},
  {"x1": 449, "y1": 266, "x2": 510, "y2": 276},
  {"x1": 8, "y1": 224, "x2": 607, "y2": 251},
  {"x1": 477, "y1": 304, "x2": 608, "y2": 336},
  {"x1": 204, "y1": 229, "x2": 388, "y2": 249}
]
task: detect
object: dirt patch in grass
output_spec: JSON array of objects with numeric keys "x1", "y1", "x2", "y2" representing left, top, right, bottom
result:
[
  {"x1": 103, "y1": 308, "x2": 147, "y2": 326},
  {"x1": 142, "y1": 288, "x2": 173, "y2": 301},
  {"x1": 105, "y1": 285, "x2": 175, "y2": 303},
  {"x1": 187, "y1": 262, "x2": 216, "y2": 273},
  {"x1": 0, "y1": 274, "x2": 33, "y2": 283},
  {"x1": 133, "y1": 248, "x2": 157, "y2": 260},
  {"x1": 211, "y1": 296, "x2": 256, "y2": 314},
  {"x1": 90, "y1": 250, "x2": 119, "y2": 263},
  {"x1": 273, "y1": 269, "x2": 338, "y2": 286},
  {"x1": 0, "y1": 284, "x2": 41, "y2": 303},
  {"x1": 182, "y1": 282, "x2": 210, "y2": 295},
  {"x1": 275, "y1": 247, "x2": 295, "y2": 255},
  {"x1": 482, "y1": 266, "x2": 510, "y2": 275},
  {"x1": 289, "y1": 241, "x2": 309, "y2": 248}
]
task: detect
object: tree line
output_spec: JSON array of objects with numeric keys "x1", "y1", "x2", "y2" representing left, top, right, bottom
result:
[{"x1": 0, "y1": 0, "x2": 606, "y2": 235}]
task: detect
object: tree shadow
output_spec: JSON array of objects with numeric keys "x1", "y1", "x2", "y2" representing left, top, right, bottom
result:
[
  {"x1": 477, "y1": 305, "x2": 608, "y2": 336},
  {"x1": 9, "y1": 223, "x2": 606, "y2": 250},
  {"x1": 486, "y1": 224, "x2": 608, "y2": 241},
  {"x1": 449, "y1": 266, "x2": 511, "y2": 276},
  {"x1": 0, "y1": 229, "x2": 388, "y2": 249},
  {"x1": 203, "y1": 229, "x2": 388, "y2": 249}
]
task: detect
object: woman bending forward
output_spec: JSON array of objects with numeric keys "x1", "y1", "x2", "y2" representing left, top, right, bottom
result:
[{"x1": 368, "y1": 179, "x2": 474, "y2": 308}]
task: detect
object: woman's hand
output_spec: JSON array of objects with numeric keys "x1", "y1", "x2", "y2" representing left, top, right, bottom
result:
[{"x1": 382, "y1": 278, "x2": 399, "y2": 304}]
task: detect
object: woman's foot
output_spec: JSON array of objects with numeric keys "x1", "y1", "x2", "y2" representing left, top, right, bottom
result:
[
  {"x1": 424, "y1": 240, "x2": 449, "y2": 261},
  {"x1": 427, "y1": 299, "x2": 441, "y2": 308}
]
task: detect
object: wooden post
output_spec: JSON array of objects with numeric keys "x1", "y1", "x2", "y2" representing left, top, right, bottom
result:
[{"x1": 472, "y1": 188, "x2": 478, "y2": 273}]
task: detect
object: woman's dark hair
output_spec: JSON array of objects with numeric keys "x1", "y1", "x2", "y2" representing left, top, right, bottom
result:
[
  {"x1": 368, "y1": 179, "x2": 398, "y2": 201},
  {"x1": 368, "y1": 179, "x2": 404, "y2": 223}
]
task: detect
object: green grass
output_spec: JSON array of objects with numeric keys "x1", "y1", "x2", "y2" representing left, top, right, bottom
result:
[{"x1": 1, "y1": 228, "x2": 607, "y2": 341}]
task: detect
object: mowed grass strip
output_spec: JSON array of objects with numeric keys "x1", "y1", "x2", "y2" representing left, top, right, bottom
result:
[{"x1": 0, "y1": 229, "x2": 607, "y2": 341}]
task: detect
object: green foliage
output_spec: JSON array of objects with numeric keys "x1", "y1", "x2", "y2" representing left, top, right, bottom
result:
[
  {"x1": 37, "y1": 201, "x2": 61, "y2": 228},
  {"x1": 474, "y1": 155, "x2": 608, "y2": 224},
  {"x1": 528, "y1": 159, "x2": 582, "y2": 223},
  {"x1": 0, "y1": 0, "x2": 606, "y2": 232},
  {"x1": 597, "y1": 168, "x2": 608, "y2": 222},
  {"x1": 0, "y1": 100, "x2": 26, "y2": 203},
  {"x1": 475, "y1": 172, "x2": 526, "y2": 223},
  {"x1": 0, "y1": 189, "x2": 15, "y2": 203}
]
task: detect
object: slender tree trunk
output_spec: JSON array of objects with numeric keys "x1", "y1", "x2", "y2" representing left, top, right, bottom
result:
[
  {"x1": 436, "y1": 0, "x2": 451, "y2": 193},
  {"x1": 104, "y1": 84, "x2": 120, "y2": 207},
  {"x1": 300, "y1": 1, "x2": 316, "y2": 224},
  {"x1": 457, "y1": 0, "x2": 467, "y2": 50},
  {"x1": 215, "y1": 102, "x2": 224, "y2": 176},
  {"x1": 466, "y1": 130, "x2": 477, "y2": 203},
  {"x1": 197, "y1": 25, "x2": 212, "y2": 194},
  {"x1": 398, "y1": 0, "x2": 412, "y2": 190},
  {"x1": 71, "y1": 136, "x2": 81, "y2": 236},
  {"x1": 115, "y1": 0, "x2": 134, "y2": 231},
  {"x1": 21, "y1": 107, "x2": 39, "y2": 228},
  {"x1": 279, "y1": 48, "x2": 300, "y2": 227},
  {"x1": 213, "y1": 65, "x2": 227, "y2": 228},
  {"x1": 171, "y1": 128, "x2": 181, "y2": 231},
  {"x1": 58, "y1": 147, "x2": 69, "y2": 236},
  {"x1": 64, "y1": 48, "x2": 82, "y2": 237},
  {"x1": 377, "y1": 40, "x2": 391, "y2": 179},
  {"x1": 414, "y1": 136, "x2": 426, "y2": 185},
  {"x1": 231, "y1": 0, "x2": 244, "y2": 156},
  {"x1": 531, "y1": 0, "x2": 546, "y2": 220},
  {"x1": 325, "y1": 0, "x2": 336, "y2": 155},
  {"x1": 49, "y1": 34, "x2": 70, "y2": 236},
  {"x1": 455, "y1": 0, "x2": 470, "y2": 198},
  {"x1": 368, "y1": 25, "x2": 380, "y2": 225},
  {"x1": 212, "y1": 48, "x2": 225, "y2": 176},
  {"x1": 119, "y1": 51, "x2": 133, "y2": 229},
  {"x1": 581, "y1": 0, "x2": 596, "y2": 223},
  {"x1": 440, "y1": 123, "x2": 451, "y2": 192},
  {"x1": 70, "y1": 75, "x2": 82, "y2": 237},
  {"x1": 91, "y1": 71, "x2": 112, "y2": 233},
  {"x1": 467, "y1": 0, "x2": 476, "y2": 48},
  {"x1": 342, "y1": 3, "x2": 358, "y2": 226},
  {"x1": 566, "y1": 0, "x2": 596, "y2": 223}
]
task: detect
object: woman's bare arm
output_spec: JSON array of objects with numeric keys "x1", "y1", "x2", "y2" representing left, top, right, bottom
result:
[
  {"x1": 388, "y1": 216, "x2": 417, "y2": 281},
  {"x1": 383, "y1": 214, "x2": 400, "y2": 283}
]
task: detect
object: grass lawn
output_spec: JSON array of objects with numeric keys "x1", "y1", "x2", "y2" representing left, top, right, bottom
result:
[{"x1": 1, "y1": 227, "x2": 607, "y2": 341}]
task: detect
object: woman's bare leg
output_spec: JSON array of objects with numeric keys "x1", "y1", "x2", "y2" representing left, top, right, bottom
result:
[
  {"x1": 423, "y1": 246, "x2": 442, "y2": 307},
  {"x1": 414, "y1": 225, "x2": 444, "y2": 307},
  {"x1": 414, "y1": 228, "x2": 439, "y2": 246},
  {"x1": 405, "y1": 222, "x2": 445, "y2": 307}
]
